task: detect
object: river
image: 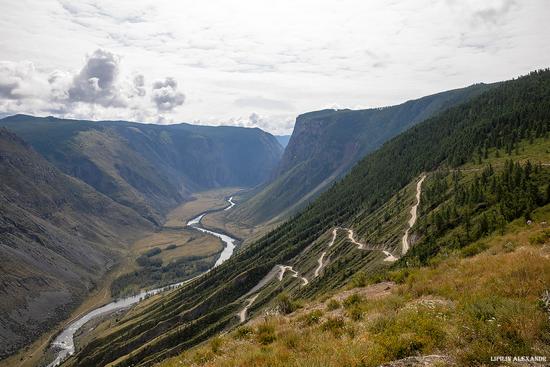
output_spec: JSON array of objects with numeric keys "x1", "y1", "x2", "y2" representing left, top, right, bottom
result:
[{"x1": 46, "y1": 197, "x2": 237, "y2": 367}]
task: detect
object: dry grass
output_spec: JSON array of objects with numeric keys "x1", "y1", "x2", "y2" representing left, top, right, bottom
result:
[
  {"x1": 158, "y1": 205, "x2": 550, "y2": 367},
  {"x1": 132, "y1": 229, "x2": 222, "y2": 265}
]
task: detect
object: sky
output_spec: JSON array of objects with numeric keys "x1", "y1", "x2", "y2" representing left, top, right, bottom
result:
[{"x1": 0, "y1": 0, "x2": 549, "y2": 134}]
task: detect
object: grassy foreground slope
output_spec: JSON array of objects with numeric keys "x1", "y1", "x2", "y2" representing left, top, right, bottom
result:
[
  {"x1": 161, "y1": 204, "x2": 550, "y2": 367},
  {"x1": 65, "y1": 70, "x2": 550, "y2": 367}
]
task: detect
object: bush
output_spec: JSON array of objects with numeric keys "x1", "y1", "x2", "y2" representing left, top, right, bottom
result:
[
  {"x1": 388, "y1": 268, "x2": 410, "y2": 284},
  {"x1": 321, "y1": 317, "x2": 345, "y2": 336},
  {"x1": 529, "y1": 229, "x2": 550, "y2": 245},
  {"x1": 256, "y1": 322, "x2": 276, "y2": 345},
  {"x1": 136, "y1": 255, "x2": 162, "y2": 268},
  {"x1": 276, "y1": 292, "x2": 298, "y2": 314},
  {"x1": 233, "y1": 326, "x2": 253, "y2": 339},
  {"x1": 326, "y1": 299, "x2": 341, "y2": 310},
  {"x1": 347, "y1": 306, "x2": 363, "y2": 321},
  {"x1": 279, "y1": 329, "x2": 300, "y2": 350},
  {"x1": 350, "y1": 271, "x2": 367, "y2": 288},
  {"x1": 343, "y1": 294, "x2": 362, "y2": 309},
  {"x1": 299, "y1": 309, "x2": 323, "y2": 326},
  {"x1": 145, "y1": 247, "x2": 162, "y2": 257},
  {"x1": 460, "y1": 241, "x2": 489, "y2": 257}
]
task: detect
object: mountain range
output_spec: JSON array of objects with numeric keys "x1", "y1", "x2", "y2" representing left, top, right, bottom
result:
[
  {"x1": 1, "y1": 70, "x2": 549, "y2": 367},
  {"x1": 0, "y1": 116, "x2": 283, "y2": 225},
  {"x1": 0, "y1": 119, "x2": 283, "y2": 359},
  {"x1": 55, "y1": 70, "x2": 550, "y2": 367}
]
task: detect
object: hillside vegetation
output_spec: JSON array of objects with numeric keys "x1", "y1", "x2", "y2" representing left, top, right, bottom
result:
[
  {"x1": 63, "y1": 70, "x2": 550, "y2": 367},
  {"x1": 160, "y1": 203, "x2": 550, "y2": 367},
  {"x1": 158, "y1": 135, "x2": 550, "y2": 366}
]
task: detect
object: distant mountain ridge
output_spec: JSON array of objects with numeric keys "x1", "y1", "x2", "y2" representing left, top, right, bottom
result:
[
  {"x1": 229, "y1": 82, "x2": 495, "y2": 225},
  {"x1": 0, "y1": 115, "x2": 283, "y2": 224}
]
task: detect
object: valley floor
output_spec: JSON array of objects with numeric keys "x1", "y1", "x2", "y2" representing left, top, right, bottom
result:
[{"x1": 0, "y1": 188, "x2": 244, "y2": 367}]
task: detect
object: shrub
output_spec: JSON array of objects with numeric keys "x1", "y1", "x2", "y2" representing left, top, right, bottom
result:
[
  {"x1": 145, "y1": 247, "x2": 162, "y2": 257},
  {"x1": 350, "y1": 271, "x2": 367, "y2": 288},
  {"x1": 460, "y1": 241, "x2": 489, "y2": 257},
  {"x1": 343, "y1": 294, "x2": 362, "y2": 309},
  {"x1": 390, "y1": 333, "x2": 427, "y2": 359},
  {"x1": 136, "y1": 255, "x2": 162, "y2": 268},
  {"x1": 233, "y1": 326, "x2": 253, "y2": 339},
  {"x1": 321, "y1": 317, "x2": 345, "y2": 336},
  {"x1": 279, "y1": 329, "x2": 300, "y2": 350},
  {"x1": 347, "y1": 305, "x2": 363, "y2": 321},
  {"x1": 299, "y1": 309, "x2": 323, "y2": 326},
  {"x1": 276, "y1": 292, "x2": 298, "y2": 314},
  {"x1": 256, "y1": 322, "x2": 276, "y2": 345},
  {"x1": 529, "y1": 229, "x2": 550, "y2": 245},
  {"x1": 388, "y1": 268, "x2": 410, "y2": 284},
  {"x1": 326, "y1": 299, "x2": 341, "y2": 310}
]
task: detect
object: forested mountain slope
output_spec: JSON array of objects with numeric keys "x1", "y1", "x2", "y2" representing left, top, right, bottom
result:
[
  {"x1": 64, "y1": 70, "x2": 550, "y2": 367},
  {"x1": 0, "y1": 116, "x2": 283, "y2": 224},
  {"x1": 0, "y1": 129, "x2": 153, "y2": 359},
  {"x1": 229, "y1": 83, "x2": 493, "y2": 225}
]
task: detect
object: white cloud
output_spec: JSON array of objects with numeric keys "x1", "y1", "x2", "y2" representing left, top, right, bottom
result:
[
  {"x1": 68, "y1": 49, "x2": 126, "y2": 107},
  {"x1": 0, "y1": 0, "x2": 548, "y2": 134},
  {"x1": 151, "y1": 77, "x2": 185, "y2": 112},
  {"x1": 0, "y1": 48, "x2": 186, "y2": 122}
]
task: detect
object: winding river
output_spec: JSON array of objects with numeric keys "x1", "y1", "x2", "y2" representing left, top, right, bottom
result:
[{"x1": 46, "y1": 197, "x2": 238, "y2": 367}]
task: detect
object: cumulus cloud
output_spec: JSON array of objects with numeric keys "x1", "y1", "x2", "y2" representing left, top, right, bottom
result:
[
  {"x1": 68, "y1": 49, "x2": 127, "y2": 107},
  {"x1": 133, "y1": 74, "x2": 146, "y2": 97},
  {"x1": 0, "y1": 61, "x2": 48, "y2": 100},
  {"x1": 0, "y1": 49, "x2": 189, "y2": 121},
  {"x1": 151, "y1": 77, "x2": 185, "y2": 112},
  {"x1": 224, "y1": 112, "x2": 294, "y2": 135}
]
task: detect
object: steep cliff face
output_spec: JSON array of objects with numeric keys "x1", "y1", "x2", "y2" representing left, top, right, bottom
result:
[
  {"x1": 0, "y1": 128, "x2": 153, "y2": 358},
  {"x1": 229, "y1": 83, "x2": 494, "y2": 225},
  {"x1": 0, "y1": 116, "x2": 283, "y2": 224}
]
